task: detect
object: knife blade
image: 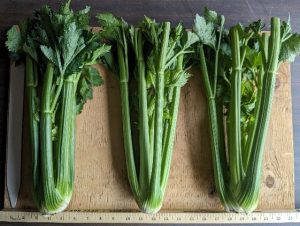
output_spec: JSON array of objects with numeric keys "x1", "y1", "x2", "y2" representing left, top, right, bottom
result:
[{"x1": 6, "y1": 62, "x2": 25, "y2": 208}]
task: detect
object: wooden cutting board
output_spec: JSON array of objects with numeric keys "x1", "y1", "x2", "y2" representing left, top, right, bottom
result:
[{"x1": 4, "y1": 62, "x2": 294, "y2": 211}]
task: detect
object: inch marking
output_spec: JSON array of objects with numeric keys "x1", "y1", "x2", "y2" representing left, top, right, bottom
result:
[{"x1": 0, "y1": 211, "x2": 300, "y2": 224}]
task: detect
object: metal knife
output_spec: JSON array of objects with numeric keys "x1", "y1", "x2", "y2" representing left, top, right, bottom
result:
[{"x1": 6, "y1": 62, "x2": 25, "y2": 208}]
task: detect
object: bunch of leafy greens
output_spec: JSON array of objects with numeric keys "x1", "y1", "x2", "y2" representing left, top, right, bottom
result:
[
  {"x1": 6, "y1": 0, "x2": 109, "y2": 214},
  {"x1": 193, "y1": 8, "x2": 300, "y2": 212},
  {"x1": 97, "y1": 13, "x2": 197, "y2": 213}
]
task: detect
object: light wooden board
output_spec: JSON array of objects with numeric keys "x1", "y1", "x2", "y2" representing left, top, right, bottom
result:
[{"x1": 4, "y1": 62, "x2": 294, "y2": 211}]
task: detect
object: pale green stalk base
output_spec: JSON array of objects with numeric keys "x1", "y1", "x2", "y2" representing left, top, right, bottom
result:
[
  {"x1": 138, "y1": 197, "x2": 163, "y2": 214},
  {"x1": 41, "y1": 194, "x2": 72, "y2": 215}
]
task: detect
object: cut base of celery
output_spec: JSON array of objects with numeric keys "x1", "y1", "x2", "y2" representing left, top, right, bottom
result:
[{"x1": 42, "y1": 194, "x2": 72, "y2": 215}]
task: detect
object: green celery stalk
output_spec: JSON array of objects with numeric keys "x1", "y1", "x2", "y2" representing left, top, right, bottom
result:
[
  {"x1": 160, "y1": 55, "x2": 182, "y2": 191},
  {"x1": 198, "y1": 45, "x2": 231, "y2": 210},
  {"x1": 148, "y1": 22, "x2": 170, "y2": 212},
  {"x1": 117, "y1": 41, "x2": 141, "y2": 203},
  {"x1": 228, "y1": 26, "x2": 243, "y2": 192},
  {"x1": 133, "y1": 28, "x2": 151, "y2": 197},
  {"x1": 54, "y1": 76, "x2": 77, "y2": 207},
  {"x1": 40, "y1": 62, "x2": 64, "y2": 212},
  {"x1": 25, "y1": 55, "x2": 40, "y2": 205}
]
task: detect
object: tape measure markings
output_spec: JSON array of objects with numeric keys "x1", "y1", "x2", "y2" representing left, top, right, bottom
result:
[{"x1": 1, "y1": 210, "x2": 300, "y2": 224}]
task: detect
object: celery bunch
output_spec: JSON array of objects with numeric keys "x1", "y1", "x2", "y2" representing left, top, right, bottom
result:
[
  {"x1": 98, "y1": 13, "x2": 196, "y2": 213},
  {"x1": 6, "y1": 1, "x2": 109, "y2": 214},
  {"x1": 193, "y1": 9, "x2": 300, "y2": 212}
]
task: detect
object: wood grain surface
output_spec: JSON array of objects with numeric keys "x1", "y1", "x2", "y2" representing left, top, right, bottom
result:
[
  {"x1": 3, "y1": 62, "x2": 294, "y2": 211},
  {"x1": 1, "y1": 1, "x2": 300, "y2": 226}
]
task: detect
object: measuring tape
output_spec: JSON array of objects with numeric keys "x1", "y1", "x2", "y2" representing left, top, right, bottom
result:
[{"x1": 1, "y1": 210, "x2": 300, "y2": 224}]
